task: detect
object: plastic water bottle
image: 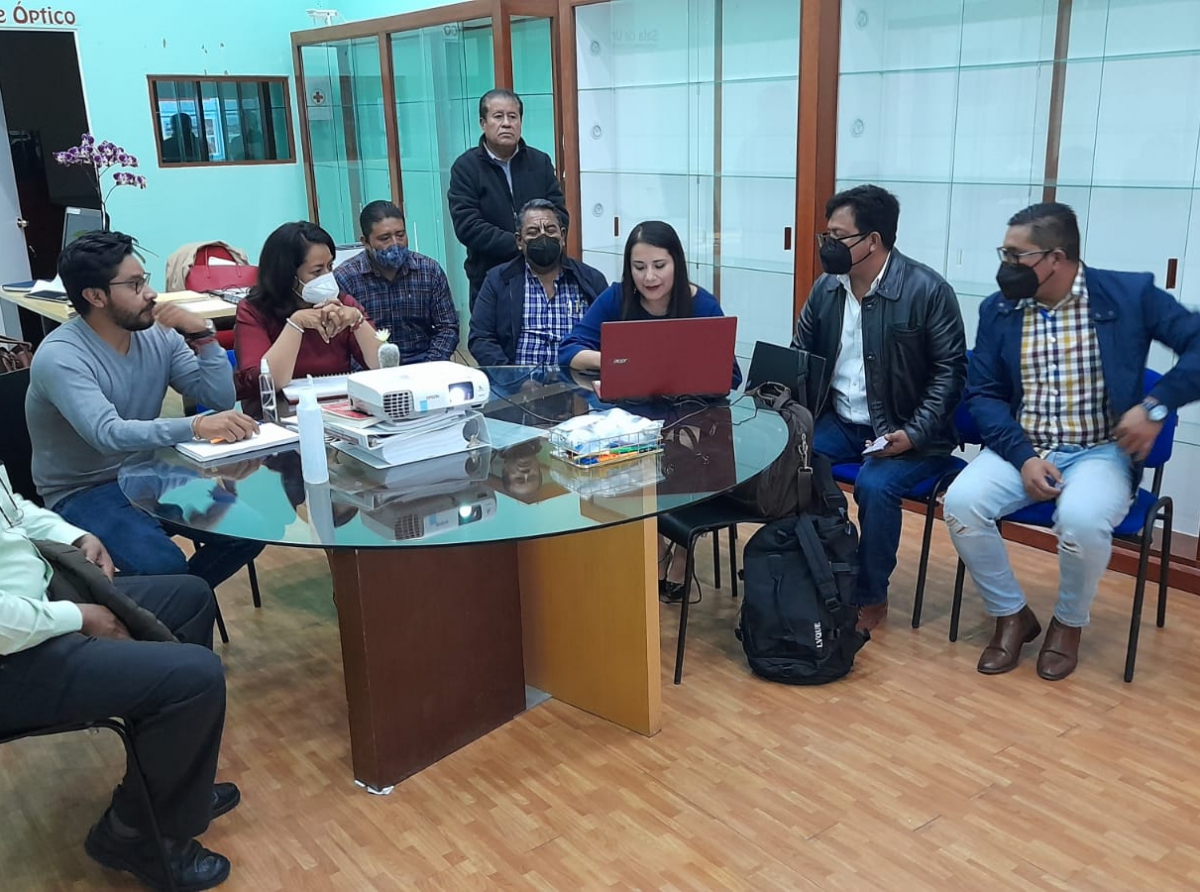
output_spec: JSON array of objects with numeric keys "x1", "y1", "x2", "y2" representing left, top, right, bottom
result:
[
  {"x1": 259, "y1": 358, "x2": 278, "y2": 423},
  {"x1": 297, "y1": 378, "x2": 328, "y2": 484}
]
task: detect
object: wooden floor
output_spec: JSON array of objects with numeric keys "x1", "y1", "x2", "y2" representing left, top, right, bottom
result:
[{"x1": 5, "y1": 508, "x2": 1200, "y2": 891}]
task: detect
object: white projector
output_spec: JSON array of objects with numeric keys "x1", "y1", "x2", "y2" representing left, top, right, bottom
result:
[{"x1": 347, "y1": 362, "x2": 490, "y2": 421}]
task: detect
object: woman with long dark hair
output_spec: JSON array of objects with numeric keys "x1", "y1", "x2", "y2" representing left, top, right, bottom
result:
[
  {"x1": 558, "y1": 220, "x2": 739, "y2": 383},
  {"x1": 233, "y1": 221, "x2": 381, "y2": 401},
  {"x1": 558, "y1": 221, "x2": 740, "y2": 600}
]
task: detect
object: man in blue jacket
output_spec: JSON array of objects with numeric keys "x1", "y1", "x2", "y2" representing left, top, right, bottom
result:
[
  {"x1": 944, "y1": 202, "x2": 1200, "y2": 680},
  {"x1": 468, "y1": 199, "x2": 608, "y2": 367}
]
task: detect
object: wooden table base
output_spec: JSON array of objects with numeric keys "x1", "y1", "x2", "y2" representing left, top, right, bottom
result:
[{"x1": 325, "y1": 519, "x2": 661, "y2": 790}]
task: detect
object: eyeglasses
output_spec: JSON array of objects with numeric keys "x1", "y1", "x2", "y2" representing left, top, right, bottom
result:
[
  {"x1": 522, "y1": 225, "x2": 562, "y2": 239},
  {"x1": 109, "y1": 272, "x2": 152, "y2": 294},
  {"x1": 816, "y1": 231, "x2": 869, "y2": 248},
  {"x1": 996, "y1": 247, "x2": 1055, "y2": 264}
]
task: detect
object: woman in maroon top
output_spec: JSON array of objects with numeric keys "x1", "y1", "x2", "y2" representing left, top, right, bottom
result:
[{"x1": 234, "y1": 221, "x2": 382, "y2": 401}]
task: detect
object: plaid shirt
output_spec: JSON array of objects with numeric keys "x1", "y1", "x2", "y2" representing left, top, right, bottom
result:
[
  {"x1": 1017, "y1": 264, "x2": 1112, "y2": 453},
  {"x1": 513, "y1": 264, "x2": 587, "y2": 366},
  {"x1": 334, "y1": 250, "x2": 460, "y2": 363}
]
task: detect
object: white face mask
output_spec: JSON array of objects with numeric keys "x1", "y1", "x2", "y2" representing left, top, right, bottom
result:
[{"x1": 299, "y1": 271, "x2": 339, "y2": 304}]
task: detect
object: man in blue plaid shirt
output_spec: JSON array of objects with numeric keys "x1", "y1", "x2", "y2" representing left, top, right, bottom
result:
[
  {"x1": 468, "y1": 199, "x2": 609, "y2": 367},
  {"x1": 334, "y1": 201, "x2": 460, "y2": 364}
]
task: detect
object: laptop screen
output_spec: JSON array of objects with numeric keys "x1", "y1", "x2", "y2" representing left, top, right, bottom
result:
[{"x1": 62, "y1": 207, "x2": 105, "y2": 249}]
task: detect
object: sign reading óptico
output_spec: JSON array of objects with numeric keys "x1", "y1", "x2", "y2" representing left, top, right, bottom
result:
[{"x1": 0, "y1": 5, "x2": 78, "y2": 26}]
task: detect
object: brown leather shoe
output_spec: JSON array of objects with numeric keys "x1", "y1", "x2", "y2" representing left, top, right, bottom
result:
[
  {"x1": 1037, "y1": 618, "x2": 1082, "y2": 681},
  {"x1": 856, "y1": 601, "x2": 888, "y2": 632},
  {"x1": 977, "y1": 606, "x2": 1042, "y2": 674}
]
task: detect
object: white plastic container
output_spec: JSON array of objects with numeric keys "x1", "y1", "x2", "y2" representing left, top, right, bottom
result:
[{"x1": 297, "y1": 379, "x2": 329, "y2": 484}]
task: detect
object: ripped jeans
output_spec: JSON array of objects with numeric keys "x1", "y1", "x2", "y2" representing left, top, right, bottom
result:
[{"x1": 942, "y1": 443, "x2": 1132, "y2": 628}]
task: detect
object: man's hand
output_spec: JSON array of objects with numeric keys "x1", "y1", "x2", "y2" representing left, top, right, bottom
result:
[
  {"x1": 152, "y1": 302, "x2": 209, "y2": 339},
  {"x1": 1114, "y1": 405, "x2": 1163, "y2": 461},
  {"x1": 877, "y1": 429, "x2": 914, "y2": 458},
  {"x1": 78, "y1": 604, "x2": 131, "y2": 640},
  {"x1": 1020, "y1": 456, "x2": 1062, "y2": 502},
  {"x1": 194, "y1": 410, "x2": 259, "y2": 443},
  {"x1": 72, "y1": 533, "x2": 115, "y2": 580}
]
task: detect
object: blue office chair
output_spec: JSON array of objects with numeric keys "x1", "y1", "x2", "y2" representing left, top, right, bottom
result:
[{"x1": 948, "y1": 369, "x2": 1175, "y2": 683}]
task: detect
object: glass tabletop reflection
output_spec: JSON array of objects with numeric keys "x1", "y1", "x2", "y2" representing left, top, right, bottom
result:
[{"x1": 118, "y1": 366, "x2": 787, "y2": 549}]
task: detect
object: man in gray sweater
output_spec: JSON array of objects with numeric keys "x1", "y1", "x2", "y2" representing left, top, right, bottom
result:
[{"x1": 26, "y1": 230, "x2": 264, "y2": 589}]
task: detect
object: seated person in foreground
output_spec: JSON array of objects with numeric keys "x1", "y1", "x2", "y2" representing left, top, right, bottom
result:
[
  {"x1": 468, "y1": 198, "x2": 608, "y2": 366},
  {"x1": 333, "y1": 200, "x2": 459, "y2": 364},
  {"x1": 558, "y1": 220, "x2": 741, "y2": 600},
  {"x1": 0, "y1": 463, "x2": 237, "y2": 890},
  {"x1": 234, "y1": 221, "x2": 382, "y2": 402},
  {"x1": 26, "y1": 231, "x2": 264, "y2": 590},
  {"x1": 944, "y1": 202, "x2": 1200, "y2": 681},
  {"x1": 795, "y1": 185, "x2": 966, "y2": 631}
]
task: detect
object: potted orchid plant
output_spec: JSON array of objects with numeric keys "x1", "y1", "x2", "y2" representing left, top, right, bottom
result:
[{"x1": 54, "y1": 133, "x2": 147, "y2": 231}]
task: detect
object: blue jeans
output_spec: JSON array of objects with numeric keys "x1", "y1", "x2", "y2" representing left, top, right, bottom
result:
[
  {"x1": 813, "y1": 412, "x2": 957, "y2": 606},
  {"x1": 942, "y1": 443, "x2": 1133, "y2": 627},
  {"x1": 56, "y1": 481, "x2": 264, "y2": 591}
]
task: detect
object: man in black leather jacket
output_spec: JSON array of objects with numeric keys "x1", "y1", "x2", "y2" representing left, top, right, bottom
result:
[{"x1": 794, "y1": 185, "x2": 967, "y2": 630}]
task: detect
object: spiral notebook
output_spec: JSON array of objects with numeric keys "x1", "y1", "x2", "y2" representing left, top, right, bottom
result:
[{"x1": 174, "y1": 422, "x2": 299, "y2": 462}]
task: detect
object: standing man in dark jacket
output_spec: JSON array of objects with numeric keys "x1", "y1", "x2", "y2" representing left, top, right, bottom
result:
[
  {"x1": 795, "y1": 184, "x2": 967, "y2": 631},
  {"x1": 468, "y1": 199, "x2": 608, "y2": 367},
  {"x1": 944, "y1": 202, "x2": 1200, "y2": 681},
  {"x1": 448, "y1": 88, "x2": 567, "y2": 310}
]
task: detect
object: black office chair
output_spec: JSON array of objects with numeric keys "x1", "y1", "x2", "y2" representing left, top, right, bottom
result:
[
  {"x1": 1, "y1": 719, "x2": 177, "y2": 892},
  {"x1": 658, "y1": 496, "x2": 768, "y2": 684},
  {"x1": 0, "y1": 367, "x2": 239, "y2": 642}
]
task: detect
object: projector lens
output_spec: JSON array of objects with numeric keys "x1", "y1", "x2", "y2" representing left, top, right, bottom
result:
[{"x1": 448, "y1": 382, "x2": 474, "y2": 401}]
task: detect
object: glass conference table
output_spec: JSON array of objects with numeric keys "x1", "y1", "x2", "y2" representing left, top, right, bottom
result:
[{"x1": 119, "y1": 366, "x2": 787, "y2": 791}]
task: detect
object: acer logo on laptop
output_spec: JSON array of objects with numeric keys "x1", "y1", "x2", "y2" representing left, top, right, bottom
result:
[{"x1": 612, "y1": 358, "x2": 630, "y2": 364}]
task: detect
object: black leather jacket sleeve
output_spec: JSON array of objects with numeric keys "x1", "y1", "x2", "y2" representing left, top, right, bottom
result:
[{"x1": 902, "y1": 280, "x2": 967, "y2": 451}]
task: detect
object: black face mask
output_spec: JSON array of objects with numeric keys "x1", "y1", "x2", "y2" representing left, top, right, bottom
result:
[
  {"x1": 819, "y1": 233, "x2": 869, "y2": 276},
  {"x1": 525, "y1": 235, "x2": 562, "y2": 270},
  {"x1": 996, "y1": 261, "x2": 1041, "y2": 302}
]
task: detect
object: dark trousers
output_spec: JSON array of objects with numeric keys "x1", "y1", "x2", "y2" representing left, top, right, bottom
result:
[
  {"x1": 813, "y1": 411, "x2": 956, "y2": 606},
  {"x1": 56, "y1": 481, "x2": 264, "y2": 590},
  {"x1": 0, "y1": 575, "x2": 226, "y2": 839}
]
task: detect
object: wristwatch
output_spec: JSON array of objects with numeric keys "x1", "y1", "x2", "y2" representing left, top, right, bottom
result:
[
  {"x1": 1142, "y1": 397, "x2": 1169, "y2": 423},
  {"x1": 184, "y1": 319, "x2": 217, "y2": 342}
]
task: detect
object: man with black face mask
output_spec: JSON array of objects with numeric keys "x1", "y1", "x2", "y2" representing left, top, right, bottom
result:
[
  {"x1": 944, "y1": 201, "x2": 1200, "y2": 681},
  {"x1": 794, "y1": 184, "x2": 967, "y2": 631},
  {"x1": 468, "y1": 199, "x2": 609, "y2": 367},
  {"x1": 334, "y1": 200, "x2": 459, "y2": 363}
]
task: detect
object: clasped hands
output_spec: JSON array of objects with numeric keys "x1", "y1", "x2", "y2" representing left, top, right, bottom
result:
[{"x1": 291, "y1": 299, "x2": 362, "y2": 343}]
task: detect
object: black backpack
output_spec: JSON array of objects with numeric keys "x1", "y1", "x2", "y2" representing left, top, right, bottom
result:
[
  {"x1": 728, "y1": 382, "x2": 814, "y2": 519},
  {"x1": 736, "y1": 455, "x2": 867, "y2": 684}
]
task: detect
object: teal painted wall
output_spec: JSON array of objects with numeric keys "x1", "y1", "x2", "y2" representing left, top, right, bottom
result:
[{"x1": 2, "y1": 0, "x2": 463, "y2": 281}]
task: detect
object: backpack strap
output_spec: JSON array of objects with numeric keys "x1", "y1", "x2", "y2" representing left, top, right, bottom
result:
[{"x1": 793, "y1": 515, "x2": 841, "y2": 612}]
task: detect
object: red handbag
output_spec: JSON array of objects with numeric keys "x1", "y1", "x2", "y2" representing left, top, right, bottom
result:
[{"x1": 185, "y1": 265, "x2": 258, "y2": 293}]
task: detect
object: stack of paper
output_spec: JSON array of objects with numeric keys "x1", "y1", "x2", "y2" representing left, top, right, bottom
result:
[
  {"x1": 331, "y1": 410, "x2": 489, "y2": 469},
  {"x1": 174, "y1": 422, "x2": 299, "y2": 462},
  {"x1": 28, "y1": 276, "x2": 68, "y2": 300}
]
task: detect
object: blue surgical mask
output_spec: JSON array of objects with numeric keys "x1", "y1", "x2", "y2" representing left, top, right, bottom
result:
[{"x1": 371, "y1": 244, "x2": 409, "y2": 270}]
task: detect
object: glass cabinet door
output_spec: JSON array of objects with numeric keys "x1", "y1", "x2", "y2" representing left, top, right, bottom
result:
[
  {"x1": 300, "y1": 38, "x2": 391, "y2": 244},
  {"x1": 575, "y1": 0, "x2": 799, "y2": 356},
  {"x1": 392, "y1": 19, "x2": 494, "y2": 323}
]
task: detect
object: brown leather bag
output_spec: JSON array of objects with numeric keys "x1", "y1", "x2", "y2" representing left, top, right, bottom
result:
[{"x1": 0, "y1": 336, "x2": 33, "y2": 373}]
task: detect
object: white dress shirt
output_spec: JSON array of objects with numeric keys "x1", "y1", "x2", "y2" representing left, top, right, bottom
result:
[{"x1": 830, "y1": 253, "x2": 891, "y2": 425}]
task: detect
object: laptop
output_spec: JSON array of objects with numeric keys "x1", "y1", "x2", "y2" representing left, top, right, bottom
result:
[
  {"x1": 598, "y1": 316, "x2": 737, "y2": 401},
  {"x1": 745, "y1": 341, "x2": 826, "y2": 411}
]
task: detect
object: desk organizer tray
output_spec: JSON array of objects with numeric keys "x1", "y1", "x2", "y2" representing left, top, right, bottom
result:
[{"x1": 548, "y1": 427, "x2": 663, "y2": 469}]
